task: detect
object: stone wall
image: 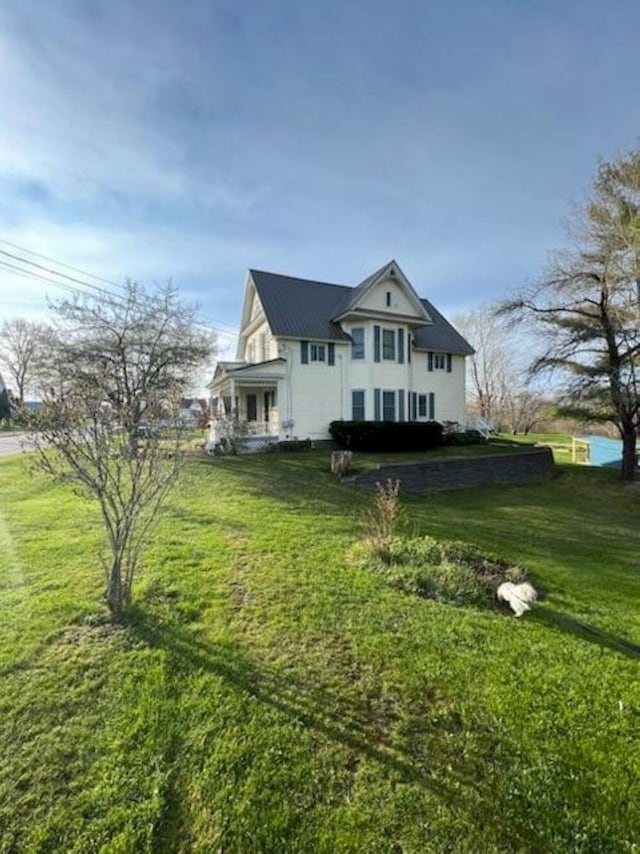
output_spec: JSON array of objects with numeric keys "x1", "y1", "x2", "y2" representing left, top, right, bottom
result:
[{"x1": 348, "y1": 448, "x2": 555, "y2": 493}]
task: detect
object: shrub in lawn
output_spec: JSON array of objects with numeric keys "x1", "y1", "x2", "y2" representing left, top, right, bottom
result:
[
  {"x1": 328, "y1": 420, "x2": 443, "y2": 452},
  {"x1": 365, "y1": 478, "x2": 402, "y2": 558},
  {"x1": 349, "y1": 534, "x2": 528, "y2": 609}
]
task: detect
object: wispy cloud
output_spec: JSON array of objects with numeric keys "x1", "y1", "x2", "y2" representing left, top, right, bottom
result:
[{"x1": 2, "y1": 0, "x2": 640, "y2": 330}]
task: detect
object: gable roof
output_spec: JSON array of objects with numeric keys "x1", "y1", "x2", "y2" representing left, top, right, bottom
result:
[
  {"x1": 247, "y1": 266, "x2": 473, "y2": 354},
  {"x1": 333, "y1": 259, "x2": 430, "y2": 322}
]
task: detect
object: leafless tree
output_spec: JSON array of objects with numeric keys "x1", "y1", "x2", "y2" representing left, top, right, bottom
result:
[
  {"x1": 28, "y1": 281, "x2": 216, "y2": 614},
  {"x1": 454, "y1": 307, "x2": 514, "y2": 428},
  {"x1": 0, "y1": 318, "x2": 52, "y2": 409}
]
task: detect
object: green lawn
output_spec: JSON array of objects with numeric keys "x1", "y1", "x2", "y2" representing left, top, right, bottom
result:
[{"x1": 1, "y1": 450, "x2": 639, "y2": 852}]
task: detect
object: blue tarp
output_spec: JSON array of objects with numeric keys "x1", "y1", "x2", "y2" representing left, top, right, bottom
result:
[{"x1": 582, "y1": 435, "x2": 623, "y2": 467}]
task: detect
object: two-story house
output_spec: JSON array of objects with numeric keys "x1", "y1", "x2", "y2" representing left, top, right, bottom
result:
[{"x1": 208, "y1": 260, "x2": 473, "y2": 447}]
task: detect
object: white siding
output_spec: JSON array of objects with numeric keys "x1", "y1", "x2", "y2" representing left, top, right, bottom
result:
[
  {"x1": 358, "y1": 276, "x2": 418, "y2": 316},
  {"x1": 274, "y1": 330, "x2": 466, "y2": 440},
  {"x1": 244, "y1": 320, "x2": 277, "y2": 363}
]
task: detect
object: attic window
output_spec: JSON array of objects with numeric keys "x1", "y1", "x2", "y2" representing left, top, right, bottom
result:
[
  {"x1": 386, "y1": 291, "x2": 391, "y2": 307},
  {"x1": 389, "y1": 268, "x2": 396, "y2": 278}
]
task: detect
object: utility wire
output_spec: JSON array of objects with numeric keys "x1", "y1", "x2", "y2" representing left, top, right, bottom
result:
[
  {"x1": 0, "y1": 236, "x2": 239, "y2": 335},
  {"x1": 0, "y1": 250, "x2": 238, "y2": 339},
  {"x1": 0, "y1": 236, "x2": 127, "y2": 290}
]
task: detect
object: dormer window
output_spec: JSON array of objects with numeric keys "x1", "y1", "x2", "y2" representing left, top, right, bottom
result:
[{"x1": 386, "y1": 291, "x2": 391, "y2": 307}]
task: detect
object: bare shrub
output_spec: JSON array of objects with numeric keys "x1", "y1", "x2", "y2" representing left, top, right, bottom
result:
[{"x1": 366, "y1": 478, "x2": 401, "y2": 558}]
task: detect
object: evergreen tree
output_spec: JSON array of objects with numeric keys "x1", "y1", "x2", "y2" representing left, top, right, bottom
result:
[{"x1": 501, "y1": 149, "x2": 640, "y2": 480}]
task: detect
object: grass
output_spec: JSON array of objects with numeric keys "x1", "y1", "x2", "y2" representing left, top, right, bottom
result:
[
  {"x1": 497, "y1": 432, "x2": 590, "y2": 464},
  {"x1": 1, "y1": 448, "x2": 640, "y2": 852}
]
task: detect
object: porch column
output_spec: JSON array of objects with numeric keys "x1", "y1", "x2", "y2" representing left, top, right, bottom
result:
[{"x1": 230, "y1": 379, "x2": 236, "y2": 417}]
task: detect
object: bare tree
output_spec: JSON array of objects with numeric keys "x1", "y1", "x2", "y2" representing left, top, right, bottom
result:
[
  {"x1": 453, "y1": 307, "x2": 515, "y2": 428},
  {"x1": 29, "y1": 281, "x2": 215, "y2": 614},
  {"x1": 502, "y1": 387, "x2": 548, "y2": 435},
  {"x1": 499, "y1": 149, "x2": 640, "y2": 480},
  {"x1": 0, "y1": 318, "x2": 51, "y2": 409}
]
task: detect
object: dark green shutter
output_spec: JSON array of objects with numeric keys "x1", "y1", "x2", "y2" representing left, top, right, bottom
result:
[
  {"x1": 408, "y1": 337, "x2": 411, "y2": 363},
  {"x1": 446, "y1": 353, "x2": 452, "y2": 373},
  {"x1": 374, "y1": 388, "x2": 381, "y2": 421},
  {"x1": 374, "y1": 325, "x2": 381, "y2": 362},
  {"x1": 398, "y1": 389, "x2": 405, "y2": 421},
  {"x1": 411, "y1": 392, "x2": 417, "y2": 421},
  {"x1": 428, "y1": 351, "x2": 433, "y2": 371},
  {"x1": 301, "y1": 341, "x2": 309, "y2": 364},
  {"x1": 398, "y1": 329, "x2": 404, "y2": 364},
  {"x1": 328, "y1": 343, "x2": 335, "y2": 365},
  {"x1": 428, "y1": 392, "x2": 435, "y2": 420}
]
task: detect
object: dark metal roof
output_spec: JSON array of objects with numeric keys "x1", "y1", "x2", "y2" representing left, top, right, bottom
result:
[
  {"x1": 248, "y1": 269, "x2": 474, "y2": 354},
  {"x1": 413, "y1": 298, "x2": 475, "y2": 355},
  {"x1": 249, "y1": 270, "x2": 352, "y2": 341}
]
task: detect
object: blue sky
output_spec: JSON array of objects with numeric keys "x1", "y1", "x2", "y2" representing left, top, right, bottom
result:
[{"x1": 1, "y1": 0, "x2": 640, "y2": 354}]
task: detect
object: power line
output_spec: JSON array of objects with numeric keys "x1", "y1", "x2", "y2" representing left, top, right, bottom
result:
[
  {"x1": 0, "y1": 257, "x2": 238, "y2": 339},
  {"x1": 0, "y1": 237, "x2": 240, "y2": 336},
  {"x1": 0, "y1": 236, "x2": 127, "y2": 290}
]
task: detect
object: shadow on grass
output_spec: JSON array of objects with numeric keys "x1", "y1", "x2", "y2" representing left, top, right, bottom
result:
[
  {"x1": 533, "y1": 608, "x2": 640, "y2": 659},
  {"x1": 124, "y1": 607, "x2": 478, "y2": 803}
]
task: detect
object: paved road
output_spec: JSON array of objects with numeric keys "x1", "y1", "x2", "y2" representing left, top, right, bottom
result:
[{"x1": 0, "y1": 432, "x2": 28, "y2": 457}]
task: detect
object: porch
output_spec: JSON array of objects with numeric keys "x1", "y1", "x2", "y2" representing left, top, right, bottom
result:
[{"x1": 208, "y1": 358, "x2": 287, "y2": 451}]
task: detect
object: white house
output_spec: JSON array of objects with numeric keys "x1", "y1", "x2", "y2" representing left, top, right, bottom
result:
[{"x1": 208, "y1": 260, "x2": 473, "y2": 448}]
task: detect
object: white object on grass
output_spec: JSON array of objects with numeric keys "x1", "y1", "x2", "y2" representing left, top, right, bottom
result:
[{"x1": 496, "y1": 581, "x2": 538, "y2": 617}]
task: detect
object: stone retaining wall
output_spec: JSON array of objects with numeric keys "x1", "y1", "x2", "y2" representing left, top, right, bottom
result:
[{"x1": 348, "y1": 447, "x2": 555, "y2": 493}]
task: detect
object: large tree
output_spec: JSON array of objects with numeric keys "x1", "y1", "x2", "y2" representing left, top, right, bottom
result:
[
  {"x1": 29, "y1": 282, "x2": 215, "y2": 614},
  {"x1": 500, "y1": 149, "x2": 640, "y2": 480}
]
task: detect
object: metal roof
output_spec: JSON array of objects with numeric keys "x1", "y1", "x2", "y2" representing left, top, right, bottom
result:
[
  {"x1": 413, "y1": 298, "x2": 475, "y2": 355},
  {"x1": 248, "y1": 269, "x2": 474, "y2": 354}
]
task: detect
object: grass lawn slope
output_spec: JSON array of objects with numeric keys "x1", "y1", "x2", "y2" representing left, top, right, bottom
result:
[{"x1": 1, "y1": 451, "x2": 639, "y2": 852}]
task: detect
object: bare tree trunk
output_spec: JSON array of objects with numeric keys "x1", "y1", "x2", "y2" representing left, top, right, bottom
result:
[
  {"x1": 620, "y1": 425, "x2": 637, "y2": 482},
  {"x1": 105, "y1": 554, "x2": 130, "y2": 614}
]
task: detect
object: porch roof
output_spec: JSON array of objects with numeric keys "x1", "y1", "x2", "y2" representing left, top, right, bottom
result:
[{"x1": 210, "y1": 358, "x2": 286, "y2": 390}]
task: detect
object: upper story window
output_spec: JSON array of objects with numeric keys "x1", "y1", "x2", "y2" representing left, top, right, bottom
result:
[
  {"x1": 386, "y1": 291, "x2": 391, "y2": 307},
  {"x1": 428, "y1": 351, "x2": 452, "y2": 372},
  {"x1": 351, "y1": 328, "x2": 365, "y2": 360},
  {"x1": 382, "y1": 329, "x2": 396, "y2": 360},
  {"x1": 310, "y1": 343, "x2": 326, "y2": 362},
  {"x1": 301, "y1": 340, "x2": 335, "y2": 365}
]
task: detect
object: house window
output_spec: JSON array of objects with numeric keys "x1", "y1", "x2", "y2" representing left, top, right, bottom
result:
[
  {"x1": 382, "y1": 390, "x2": 395, "y2": 421},
  {"x1": 310, "y1": 343, "x2": 326, "y2": 362},
  {"x1": 352, "y1": 390, "x2": 365, "y2": 421},
  {"x1": 418, "y1": 394, "x2": 427, "y2": 418},
  {"x1": 382, "y1": 329, "x2": 395, "y2": 360},
  {"x1": 246, "y1": 394, "x2": 257, "y2": 422},
  {"x1": 351, "y1": 328, "x2": 365, "y2": 360},
  {"x1": 248, "y1": 342, "x2": 256, "y2": 362},
  {"x1": 386, "y1": 291, "x2": 391, "y2": 307},
  {"x1": 434, "y1": 353, "x2": 446, "y2": 370},
  {"x1": 260, "y1": 331, "x2": 268, "y2": 362}
]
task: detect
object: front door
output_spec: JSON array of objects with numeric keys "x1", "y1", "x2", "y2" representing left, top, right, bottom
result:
[{"x1": 246, "y1": 393, "x2": 257, "y2": 422}]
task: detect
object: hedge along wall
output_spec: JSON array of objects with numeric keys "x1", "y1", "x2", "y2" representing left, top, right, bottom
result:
[{"x1": 348, "y1": 448, "x2": 555, "y2": 493}]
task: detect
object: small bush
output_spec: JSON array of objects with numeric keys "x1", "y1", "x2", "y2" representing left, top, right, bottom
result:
[
  {"x1": 329, "y1": 420, "x2": 443, "y2": 452},
  {"x1": 349, "y1": 534, "x2": 528, "y2": 609},
  {"x1": 443, "y1": 430, "x2": 489, "y2": 446},
  {"x1": 365, "y1": 478, "x2": 402, "y2": 554}
]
